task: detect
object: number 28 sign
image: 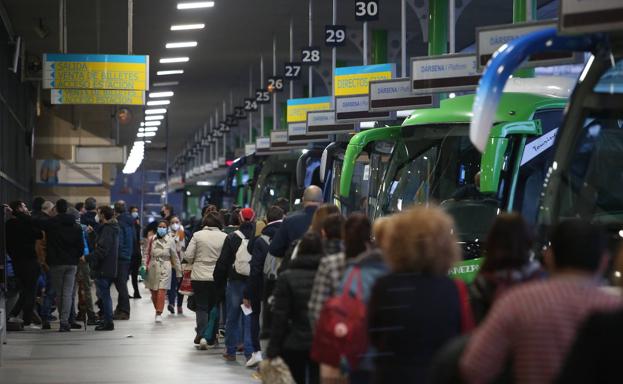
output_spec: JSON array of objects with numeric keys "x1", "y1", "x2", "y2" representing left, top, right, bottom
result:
[{"x1": 355, "y1": 0, "x2": 379, "y2": 21}]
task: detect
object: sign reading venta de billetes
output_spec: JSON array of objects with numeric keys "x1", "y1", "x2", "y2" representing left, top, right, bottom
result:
[
  {"x1": 286, "y1": 96, "x2": 332, "y2": 123},
  {"x1": 43, "y1": 54, "x2": 149, "y2": 90},
  {"x1": 334, "y1": 64, "x2": 395, "y2": 97},
  {"x1": 51, "y1": 89, "x2": 145, "y2": 105}
]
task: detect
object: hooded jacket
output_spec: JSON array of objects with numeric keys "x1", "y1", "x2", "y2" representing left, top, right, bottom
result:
[
  {"x1": 87, "y1": 219, "x2": 120, "y2": 279},
  {"x1": 213, "y1": 221, "x2": 254, "y2": 290},
  {"x1": 266, "y1": 251, "x2": 322, "y2": 358},
  {"x1": 45, "y1": 213, "x2": 84, "y2": 266},
  {"x1": 243, "y1": 221, "x2": 282, "y2": 304},
  {"x1": 116, "y1": 212, "x2": 135, "y2": 263}
]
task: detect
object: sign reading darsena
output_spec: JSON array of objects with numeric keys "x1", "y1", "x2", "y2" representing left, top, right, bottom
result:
[
  {"x1": 334, "y1": 63, "x2": 395, "y2": 97},
  {"x1": 43, "y1": 54, "x2": 149, "y2": 91},
  {"x1": 286, "y1": 96, "x2": 332, "y2": 123},
  {"x1": 411, "y1": 54, "x2": 480, "y2": 94},
  {"x1": 51, "y1": 89, "x2": 145, "y2": 105}
]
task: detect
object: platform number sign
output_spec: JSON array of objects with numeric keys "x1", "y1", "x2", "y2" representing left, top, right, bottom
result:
[
  {"x1": 234, "y1": 106, "x2": 247, "y2": 119},
  {"x1": 301, "y1": 47, "x2": 321, "y2": 65},
  {"x1": 325, "y1": 25, "x2": 347, "y2": 47},
  {"x1": 244, "y1": 97, "x2": 258, "y2": 112},
  {"x1": 267, "y1": 76, "x2": 284, "y2": 92},
  {"x1": 226, "y1": 114, "x2": 238, "y2": 127},
  {"x1": 284, "y1": 62, "x2": 302, "y2": 79},
  {"x1": 218, "y1": 121, "x2": 229, "y2": 132},
  {"x1": 255, "y1": 88, "x2": 271, "y2": 104},
  {"x1": 355, "y1": 0, "x2": 379, "y2": 21}
]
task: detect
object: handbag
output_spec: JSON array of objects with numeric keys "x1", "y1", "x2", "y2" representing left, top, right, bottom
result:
[
  {"x1": 259, "y1": 357, "x2": 296, "y2": 384},
  {"x1": 178, "y1": 269, "x2": 193, "y2": 296},
  {"x1": 187, "y1": 294, "x2": 197, "y2": 312}
]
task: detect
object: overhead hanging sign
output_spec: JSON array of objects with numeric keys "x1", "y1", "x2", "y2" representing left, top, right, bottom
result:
[
  {"x1": 335, "y1": 95, "x2": 396, "y2": 123},
  {"x1": 286, "y1": 96, "x2": 332, "y2": 123},
  {"x1": 245, "y1": 144, "x2": 256, "y2": 156},
  {"x1": 559, "y1": 0, "x2": 623, "y2": 34},
  {"x1": 36, "y1": 159, "x2": 103, "y2": 186},
  {"x1": 51, "y1": 89, "x2": 145, "y2": 105},
  {"x1": 288, "y1": 122, "x2": 330, "y2": 143},
  {"x1": 307, "y1": 110, "x2": 355, "y2": 135},
  {"x1": 411, "y1": 53, "x2": 480, "y2": 94},
  {"x1": 334, "y1": 63, "x2": 396, "y2": 97},
  {"x1": 369, "y1": 78, "x2": 435, "y2": 112},
  {"x1": 75, "y1": 146, "x2": 125, "y2": 163},
  {"x1": 270, "y1": 130, "x2": 306, "y2": 151},
  {"x1": 476, "y1": 21, "x2": 579, "y2": 71},
  {"x1": 43, "y1": 54, "x2": 149, "y2": 90}
]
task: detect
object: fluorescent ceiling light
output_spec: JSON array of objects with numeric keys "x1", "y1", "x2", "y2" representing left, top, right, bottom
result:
[
  {"x1": 177, "y1": 2, "x2": 215, "y2": 10},
  {"x1": 160, "y1": 57, "x2": 189, "y2": 64},
  {"x1": 166, "y1": 41, "x2": 198, "y2": 49},
  {"x1": 149, "y1": 91, "x2": 174, "y2": 98},
  {"x1": 145, "y1": 108, "x2": 167, "y2": 114},
  {"x1": 146, "y1": 100, "x2": 171, "y2": 106},
  {"x1": 144, "y1": 121, "x2": 162, "y2": 126},
  {"x1": 137, "y1": 132, "x2": 157, "y2": 138},
  {"x1": 139, "y1": 127, "x2": 158, "y2": 132},
  {"x1": 157, "y1": 70, "x2": 184, "y2": 75},
  {"x1": 153, "y1": 81, "x2": 179, "y2": 87},
  {"x1": 145, "y1": 115, "x2": 165, "y2": 121},
  {"x1": 171, "y1": 23, "x2": 205, "y2": 31}
]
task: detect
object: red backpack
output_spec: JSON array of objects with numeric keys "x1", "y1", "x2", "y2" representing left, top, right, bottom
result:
[{"x1": 310, "y1": 267, "x2": 368, "y2": 370}]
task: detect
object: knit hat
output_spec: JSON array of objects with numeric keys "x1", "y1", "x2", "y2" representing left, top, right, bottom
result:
[{"x1": 240, "y1": 207, "x2": 255, "y2": 222}]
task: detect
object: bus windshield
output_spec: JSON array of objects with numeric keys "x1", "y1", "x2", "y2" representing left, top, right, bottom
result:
[{"x1": 253, "y1": 172, "x2": 291, "y2": 219}]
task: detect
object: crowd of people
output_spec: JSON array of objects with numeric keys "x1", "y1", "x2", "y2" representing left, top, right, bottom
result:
[{"x1": 4, "y1": 185, "x2": 623, "y2": 384}]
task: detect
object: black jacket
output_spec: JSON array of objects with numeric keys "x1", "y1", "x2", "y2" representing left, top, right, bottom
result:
[
  {"x1": 80, "y1": 210, "x2": 99, "y2": 231},
  {"x1": 266, "y1": 252, "x2": 322, "y2": 358},
  {"x1": 5, "y1": 212, "x2": 42, "y2": 264},
  {"x1": 45, "y1": 213, "x2": 84, "y2": 266},
  {"x1": 268, "y1": 205, "x2": 317, "y2": 258},
  {"x1": 87, "y1": 220, "x2": 120, "y2": 279},
  {"x1": 116, "y1": 213, "x2": 135, "y2": 263},
  {"x1": 213, "y1": 221, "x2": 254, "y2": 290},
  {"x1": 243, "y1": 221, "x2": 282, "y2": 305},
  {"x1": 556, "y1": 309, "x2": 623, "y2": 384}
]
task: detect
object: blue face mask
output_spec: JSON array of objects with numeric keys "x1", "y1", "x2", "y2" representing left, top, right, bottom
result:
[{"x1": 157, "y1": 228, "x2": 168, "y2": 237}]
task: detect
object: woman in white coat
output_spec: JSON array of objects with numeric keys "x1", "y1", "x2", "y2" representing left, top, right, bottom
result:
[
  {"x1": 145, "y1": 220, "x2": 180, "y2": 323},
  {"x1": 184, "y1": 212, "x2": 227, "y2": 348}
]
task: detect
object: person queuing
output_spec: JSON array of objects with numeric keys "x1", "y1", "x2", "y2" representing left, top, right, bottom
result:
[
  {"x1": 468, "y1": 213, "x2": 545, "y2": 323},
  {"x1": 35, "y1": 200, "x2": 56, "y2": 329},
  {"x1": 129, "y1": 206, "x2": 142, "y2": 299},
  {"x1": 113, "y1": 200, "x2": 135, "y2": 321},
  {"x1": 243, "y1": 205, "x2": 285, "y2": 367},
  {"x1": 214, "y1": 207, "x2": 256, "y2": 362},
  {"x1": 6, "y1": 200, "x2": 44, "y2": 330},
  {"x1": 184, "y1": 212, "x2": 227, "y2": 348},
  {"x1": 45, "y1": 199, "x2": 84, "y2": 332},
  {"x1": 145, "y1": 220, "x2": 180, "y2": 323},
  {"x1": 460, "y1": 219, "x2": 623, "y2": 384},
  {"x1": 85, "y1": 205, "x2": 120, "y2": 331},
  {"x1": 80, "y1": 197, "x2": 99, "y2": 230},
  {"x1": 308, "y1": 213, "x2": 369, "y2": 329},
  {"x1": 167, "y1": 215, "x2": 186, "y2": 315},
  {"x1": 368, "y1": 206, "x2": 473, "y2": 384},
  {"x1": 75, "y1": 208, "x2": 97, "y2": 326},
  {"x1": 266, "y1": 232, "x2": 324, "y2": 384},
  {"x1": 269, "y1": 186, "x2": 323, "y2": 258}
]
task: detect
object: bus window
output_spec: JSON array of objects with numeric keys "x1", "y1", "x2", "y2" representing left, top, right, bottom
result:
[{"x1": 513, "y1": 109, "x2": 564, "y2": 224}]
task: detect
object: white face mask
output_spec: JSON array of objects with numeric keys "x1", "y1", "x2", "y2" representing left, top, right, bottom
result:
[
  {"x1": 171, "y1": 223, "x2": 180, "y2": 232},
  {"x1": 94, "y1": 214, "x2": 100, "y2": 223}
]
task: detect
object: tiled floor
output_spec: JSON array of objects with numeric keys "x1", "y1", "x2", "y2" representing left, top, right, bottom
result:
[{"x1": 0, "y1": 286, "x2": 257, "y2": 383}]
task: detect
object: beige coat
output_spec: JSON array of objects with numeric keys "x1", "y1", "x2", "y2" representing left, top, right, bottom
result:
[
  {"x1": 145, "y1": 235, "x2": 178, "y2": 290},
  {"x1": 184, "y1": 226, "x2": 227, "y2": 281}
]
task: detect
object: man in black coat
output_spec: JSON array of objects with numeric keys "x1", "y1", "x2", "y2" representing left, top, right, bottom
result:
[
  {"x1": 85, "y1": 205, "x2": 120, "y2": 331},
  {"x1": 243, "y1": 205, "x2": 285, "y2": 366},
  {"x1": 6, "y1": 200, "x2": 43, "y2": 329},
  {"x1": 268, "y1": 186, "x2": 323, "y2": 258},
  {"x1": 46, "y1": 200, "x2": 84, "y2": 332},
  {"x1": 80, "y1": 197, "x2": 99, "y2": 231},
  {"x1": 214, "y1": 207, "x2": 256, "y2": 361}
]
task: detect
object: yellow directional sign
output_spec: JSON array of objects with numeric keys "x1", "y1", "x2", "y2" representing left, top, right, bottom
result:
[
  {"x1": 51, "y1": 89, "x2": 145, "y2": 105},
  {"x1": 334, "y1": 64, "x2": 395, "y2": 96},
  {"x1": 43, "y1": 54, "x2": 149, "y2": 91},
  {"x1": 286, "y1": 96, "x2": 332, "y2": 123}
]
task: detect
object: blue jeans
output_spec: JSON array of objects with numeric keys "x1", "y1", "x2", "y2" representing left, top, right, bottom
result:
[
  {"x1": 40, "y1": 272, "x2": 56, "y2": 321},
  {"x1": 167, "y1": 275, "x2": 184, "y2": 307},
  {"x1": 224, "y1": 280, "x2": 253, "y2": 357},
  {"x1": 95, "y1": 278, "x2": 114, "y2": 323}
]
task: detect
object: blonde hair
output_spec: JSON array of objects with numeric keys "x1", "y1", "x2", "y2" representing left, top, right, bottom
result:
[
  {"x1": 383, "y1": 205, "x2": 460, "y2": 275},
  {"x1": 373, "y1": 216, "x2": 391, "y2": 251},
  {"x1": 310, "y1": 204, "x2": 340, "y2": 234}
]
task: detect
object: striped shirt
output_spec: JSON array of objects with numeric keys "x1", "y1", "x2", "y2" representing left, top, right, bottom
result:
[{"x1": 461, "y1": 276, "x2": 622, "y2": 384}]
